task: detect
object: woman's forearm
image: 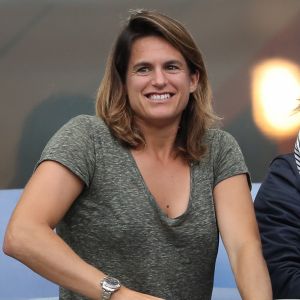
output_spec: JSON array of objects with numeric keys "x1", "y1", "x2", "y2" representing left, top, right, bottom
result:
[
  {"x1": 3, "y1": 221, "x2": 104, "y2": 300},
  {"x1": 3, "y1": 221, "x2": 165, "y2": 300},
  {"x1": 231, "y1": 242, "x2": 272, "y2": 300}
]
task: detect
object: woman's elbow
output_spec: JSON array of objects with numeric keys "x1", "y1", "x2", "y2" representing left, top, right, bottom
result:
[{"x1": 3, "y1": 222, "x2": 32, "y2": 259}]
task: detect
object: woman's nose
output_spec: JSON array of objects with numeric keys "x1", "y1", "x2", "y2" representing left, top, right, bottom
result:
[{"x1": 151, "y1": 68, "x2": 167, "y2": 87}]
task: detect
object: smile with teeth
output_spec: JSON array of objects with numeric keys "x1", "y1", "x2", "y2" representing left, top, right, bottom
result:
[{"x1": 146, "y1": 93, "x2": 173, "y2": 101}]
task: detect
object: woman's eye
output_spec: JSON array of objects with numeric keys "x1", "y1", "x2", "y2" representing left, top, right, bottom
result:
[
  {"x1": 136, "y1": 66, "x2": 150, "y2": 74},
  {"x1": 166, "y1": 65, "x2": 179, "y2": 71}
]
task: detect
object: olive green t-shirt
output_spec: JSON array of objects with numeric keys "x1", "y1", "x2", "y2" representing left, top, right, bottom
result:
[{"x1": 37, "y1": 115, "x2": 249, "y2": 300}]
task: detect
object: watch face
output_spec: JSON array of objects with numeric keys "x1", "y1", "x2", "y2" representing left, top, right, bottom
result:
[{"x1": 102, "y1": 277, "x2": 121, "y2": 292}]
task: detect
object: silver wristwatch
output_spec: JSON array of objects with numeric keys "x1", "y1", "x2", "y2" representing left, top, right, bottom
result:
[{"x1": 100, "y1": 276, "x2": 121, "y2": 300}]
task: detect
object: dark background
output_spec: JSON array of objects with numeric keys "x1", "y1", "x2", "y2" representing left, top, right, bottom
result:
[{"x1": 1, "y1": 0, "x2": 300, "y2": 188}]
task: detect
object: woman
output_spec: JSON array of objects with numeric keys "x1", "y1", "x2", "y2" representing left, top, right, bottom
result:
[{"x1": 3, "y1": 9, "x2": 272, "y2": 300}]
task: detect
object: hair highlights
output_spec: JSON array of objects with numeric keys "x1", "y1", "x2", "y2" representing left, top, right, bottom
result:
[{"x1": 96, "y1": 9, "x2": 219, "y2": 161}]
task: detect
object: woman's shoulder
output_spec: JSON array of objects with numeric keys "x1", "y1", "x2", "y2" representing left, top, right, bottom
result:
[
  {"x1": 62, "y1": 114, "x2": 111, "y2": 136},
  {"x1": 47, "y1": 115, "x2": 113, "y2": 148},
  {"x1": 67, "y1": 114, "x2": 107, "y2": 129},
  {"x1": 202, "y1": 128, "x2": 245, "y2": 166},
  {"x1": 204, "y1": 128, "x2": 237, "y2": 146}
]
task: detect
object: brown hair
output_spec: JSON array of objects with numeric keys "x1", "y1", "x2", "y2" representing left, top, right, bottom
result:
[{"x1": 96, "y1": 9, "x2": 219, "y2": 161}]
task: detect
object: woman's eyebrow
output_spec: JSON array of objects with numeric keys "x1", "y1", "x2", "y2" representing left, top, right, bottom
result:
[
  {"x1": 164, "y1": 60, "x2": 183, "y2": 66},
  {"x1": 132, "y1": 61, "x2": 152, "y2": 69},
  {"x1": 131, "y1": 59, "x2": 184, "y2": 70}
]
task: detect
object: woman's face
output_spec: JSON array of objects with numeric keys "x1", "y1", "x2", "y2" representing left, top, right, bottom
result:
[{"x1": 125, "y1": 35, "x2": 199, "y2": 128}]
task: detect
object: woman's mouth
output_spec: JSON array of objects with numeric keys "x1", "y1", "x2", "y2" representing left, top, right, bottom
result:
[{"x1": 145, "y1": 93, "x2": 174, "y2": 101}]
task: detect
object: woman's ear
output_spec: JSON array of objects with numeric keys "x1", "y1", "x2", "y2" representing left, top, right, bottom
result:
[{"x1": 189, "y1": 71, "x2": 199, "y2": 93}]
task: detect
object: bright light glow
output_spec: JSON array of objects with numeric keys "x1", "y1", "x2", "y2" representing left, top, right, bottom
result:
[{"x1": 251, "y1": 58, "x2": 300, "y2": 139}]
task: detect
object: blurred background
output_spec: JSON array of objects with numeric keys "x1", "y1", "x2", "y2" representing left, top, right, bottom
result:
[{"x1": 1, "y1": 0, "x2": 300, "y2": 188}]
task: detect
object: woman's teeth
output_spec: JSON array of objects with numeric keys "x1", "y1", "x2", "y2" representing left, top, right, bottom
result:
[{"x1": 148, "y1": 93, "x2": 171, "y2": 100}]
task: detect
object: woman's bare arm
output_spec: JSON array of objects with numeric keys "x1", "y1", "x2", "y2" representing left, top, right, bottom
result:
[
  {"x1": 3, "y1": 161, "x2": 164, "y2": 300},
  {"x1": 214, "y1": 174, "x2": 272, "y2": 300}
]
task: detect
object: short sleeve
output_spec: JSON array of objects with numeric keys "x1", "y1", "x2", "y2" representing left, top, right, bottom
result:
[
  {"x1": 35, "y1": 115, "x2": 96, "y2": 187},
  {"x1": 212, "y1": 130, "x2": 251, "y2": 188}
]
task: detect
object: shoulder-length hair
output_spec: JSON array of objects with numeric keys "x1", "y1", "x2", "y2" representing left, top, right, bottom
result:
[{"x1": 96, "y1": 9, "x2": 219, "y2": 161}]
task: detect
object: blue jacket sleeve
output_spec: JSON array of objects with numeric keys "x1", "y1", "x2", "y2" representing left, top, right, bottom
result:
[{"x1": 254, "y1": 154, "x2": 300, "y2": 299}]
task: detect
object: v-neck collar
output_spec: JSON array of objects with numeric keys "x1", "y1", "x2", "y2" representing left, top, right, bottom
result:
[{"x1": 125, "y1": 148, "x2": 194, "y2": 226}]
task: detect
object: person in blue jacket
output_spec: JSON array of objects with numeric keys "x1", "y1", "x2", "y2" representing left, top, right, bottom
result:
[{"x1": 255, "y1": 105, "x2": 300, "y2": 299}]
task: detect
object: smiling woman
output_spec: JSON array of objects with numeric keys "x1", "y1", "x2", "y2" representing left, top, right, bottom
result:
[
  {"x1": 96, "y1": 9, "x2": 216, "y2": 161},
  {"x1": 125, "y1": 35, "x2": 198, "y2": 128},
  {"x1": 3, "y1": 9, "x2": 272, "y2": 300}
]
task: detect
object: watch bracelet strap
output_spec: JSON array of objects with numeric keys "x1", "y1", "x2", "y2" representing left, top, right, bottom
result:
[{"x1": 101, "y1": 289, "x2": 112, "y2": 300}]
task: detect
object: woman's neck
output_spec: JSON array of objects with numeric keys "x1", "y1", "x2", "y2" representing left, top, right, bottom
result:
[{"x1": 134, "y1": 118, "x2": 180, "y2": 163}]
